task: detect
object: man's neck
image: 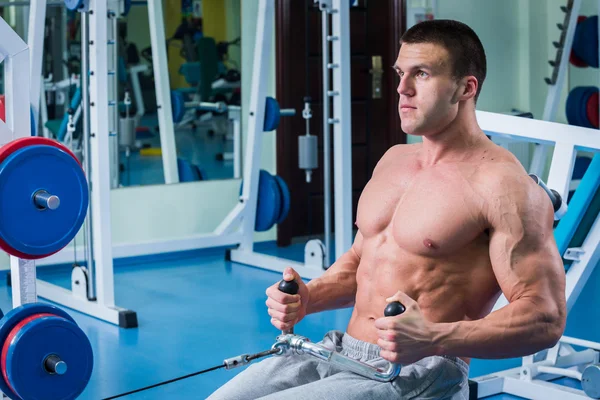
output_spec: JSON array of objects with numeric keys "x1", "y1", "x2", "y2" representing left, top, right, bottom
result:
[{"x1": 419, "y1": 108, "x2": 488, "y2": 166}]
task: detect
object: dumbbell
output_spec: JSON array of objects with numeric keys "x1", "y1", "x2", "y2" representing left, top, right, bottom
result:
[{"x1": 0, "y1": 303, "x2": 93, "y2": 400}]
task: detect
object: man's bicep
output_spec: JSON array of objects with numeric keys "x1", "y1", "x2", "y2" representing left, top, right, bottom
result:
[
  {"x1": 487, "y1": 184, "x2": 565, "y2": 306},
  {"x1": 489, "y1": 228, "x2": 564, "y2": 304}
]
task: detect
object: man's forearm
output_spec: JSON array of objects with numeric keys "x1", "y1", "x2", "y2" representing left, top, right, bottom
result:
[
  {"x1": 305, "y1": 250, "x2": 359, "y2": 315},
  {"x1": 432, "y1": 296, "x2": 565, "y2": 359}
]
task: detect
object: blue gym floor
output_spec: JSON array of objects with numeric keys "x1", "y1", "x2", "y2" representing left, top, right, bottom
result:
[{"x1": 0, "y1": 241, "x2": 593, "y2": 399}]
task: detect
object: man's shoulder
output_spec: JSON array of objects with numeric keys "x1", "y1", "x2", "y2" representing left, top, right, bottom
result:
[{"x1": 471, "y1": 157, "x2": 553, "y2": 226}]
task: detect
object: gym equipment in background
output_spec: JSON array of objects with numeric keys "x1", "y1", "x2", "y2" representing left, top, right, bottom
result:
[{"x1": 0, "y1": 14, "x2": 94, "y2": 399}]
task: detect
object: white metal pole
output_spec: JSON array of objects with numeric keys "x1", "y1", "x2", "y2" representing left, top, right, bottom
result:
[
  {"x1": 27, "y1": 0, "x2": 46, "y2": 130},
  {"x1": 1, "y1": 15, "x2": 36, "y2": 307},
  {"x1": 331, "y1": 0, "x2": 353, "y2": 258},
  {"x1": 81, "y1": 12, "x2": 96, "y2": 300},
  {"x1": 147, "y1": 0, "x2": 179, "y2": 184},
  {"x1": 89, "y1": 0, "x2": 116, "y2": 307},
  {"x1": 109, "y1": 3, "x2": 119, "y2": 188},
  {"x1": 129, "y1": 64, "x2": 148, "y2": 118},
  {"x1": 320, "y1": 4, "x2": 332, "y2": 266},
  {"x1": 238, "y1": 0, "x2": 273, "y2": 250}
]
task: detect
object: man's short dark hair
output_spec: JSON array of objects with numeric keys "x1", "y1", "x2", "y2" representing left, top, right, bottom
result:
[{"x1": 400, "y1": 19, "x2": 487, "y2": 102}]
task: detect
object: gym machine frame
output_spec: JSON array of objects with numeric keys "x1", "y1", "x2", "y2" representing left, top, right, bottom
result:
[
  {"x1": 12, "y1": 0, "x2": 182, "y2": 327},
  {"x1": 0, "y1": 9, "x2": 39, "y2": 309},
  {"x1": 473, "y1": 111, "x2": 600, "y2": 399},
  {"x1": 227, "y1": 0, "x2": 353, "y2": 277},
  {"x1": 25, "y1": 0, "x2": 139, "y2": 327}
]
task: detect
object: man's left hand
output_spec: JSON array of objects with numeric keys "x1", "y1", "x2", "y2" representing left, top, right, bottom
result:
[{"x1": 374, "y1": 290, "x2": 441, "y2": 364}]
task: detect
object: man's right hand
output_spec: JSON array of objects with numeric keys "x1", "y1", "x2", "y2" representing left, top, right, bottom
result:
[{"x1": 265, "y1": 267, "x2": 310, "y2": 331}]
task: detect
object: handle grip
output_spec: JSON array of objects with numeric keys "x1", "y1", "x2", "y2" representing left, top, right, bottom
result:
[
  {"x1": 278, "y1": 279, "x2": 299, "y2": 335},
  {"x1": 384, "y1": 301, "x2": 406, "y2": 317}
]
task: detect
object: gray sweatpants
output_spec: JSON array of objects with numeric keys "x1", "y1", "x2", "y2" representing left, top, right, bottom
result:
[{"x1": 207, "y1": 330, "x2": 469, "y2": 400}]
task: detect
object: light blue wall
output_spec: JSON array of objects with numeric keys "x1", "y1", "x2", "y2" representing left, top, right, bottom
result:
[{"x1": 407, "y1": 0, "x2": 569, "y2": 144}]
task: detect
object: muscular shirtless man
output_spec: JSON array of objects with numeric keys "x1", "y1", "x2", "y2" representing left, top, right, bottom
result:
[{"x1": 208, "y1": 19, "x2": 566, "y2": 400}]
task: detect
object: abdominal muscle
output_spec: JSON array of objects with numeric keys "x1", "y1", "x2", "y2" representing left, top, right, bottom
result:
[{"x1": 345, "y1": 235, "x2": 500, "y2": 365}]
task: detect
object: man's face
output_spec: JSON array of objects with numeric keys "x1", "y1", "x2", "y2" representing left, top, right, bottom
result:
[{"x1": 394, "y1": 43, "x2": 462, "y2": 136}]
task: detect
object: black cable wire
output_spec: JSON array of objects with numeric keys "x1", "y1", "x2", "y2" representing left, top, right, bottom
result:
[
  {"x1": 101, "y1": 349, "x2": 280, "y2": 399},
  {"x1": 101, "y1": 364, "x2": 226, "y2": 400}
]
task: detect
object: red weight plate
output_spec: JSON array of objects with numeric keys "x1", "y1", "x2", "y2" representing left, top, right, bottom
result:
[
  {"x1": 0, "y1": 137, "x2": 81, "y2": 166},
  {"x1": 571, "y1": 52, "x2": 589, "y2": 67},
  {"x1": 1, "y1": 313, "x2": 54, "y2": 398}
]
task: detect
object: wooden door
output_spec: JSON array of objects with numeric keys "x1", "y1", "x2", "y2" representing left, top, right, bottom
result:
[{"x1": 275, "y1": 0, "x2": 406, "y2": 246}]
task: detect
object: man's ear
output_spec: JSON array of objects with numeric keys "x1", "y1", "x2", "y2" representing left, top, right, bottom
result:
[{"x1": 460, "y1": 76, "x2": 478, "y2": 102}]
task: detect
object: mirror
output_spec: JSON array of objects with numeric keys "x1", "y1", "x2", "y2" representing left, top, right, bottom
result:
[{"x1": 116, "y1": 0, "x2": 242, "y2": 188}]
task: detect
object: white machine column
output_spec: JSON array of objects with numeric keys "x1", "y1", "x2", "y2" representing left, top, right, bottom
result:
[
  {"x1": 88, "y1": 0, "x2": 116, "y2": 307},
  {"x1": 0, "y1": 16, "x2": 37, "y2": 307},
  {"x1": 147, "y1": 0, "x2": 179, "y2": 184},
  {"x1": 330, "y1": 0, "x2": 353, "y2": 259}
]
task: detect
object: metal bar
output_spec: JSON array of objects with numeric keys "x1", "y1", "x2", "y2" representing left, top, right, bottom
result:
[
  {"x1": 81, "y1": 12, "x2": 96, "y2": 301},
  {"x1": 89, "y1": 0, "x2": 117, "y2": 307},
  {"x1": 478, "y1": 111, "x2": 600, "y2": 152},
  {"x1": 34, "y1": 232, "x2": 245, "y2": 266},
  {"x1": 0, "y1": 0, "x2": 64, "y2": 6},
  {"x1": 129, "y1": 64, "x2": 148, "y2": 118},
  {"x1": 109, "y1": 6, "x2": 119, "y2": 189},
  {"x1": 321, "y1": 4, "x2": 332, "y2": 266},
  {"x1": 546, "y1": 143, "x2": 576, "y2": 204},
  {"x1": 147, "y1": 0, "x2": 179, "y2": 184},
  {"x1": 331, "y1": 0, "x2": 353, "y2": 259},
  {"x1": 503, "y1": 376, "x2": 588, "y2": 399},
  {"x1": 565, "y1": 213, "x2": 600, "y2": 313},
  {"x1": 36, "y1": 281, "x2": 123, "y2": 325},
  {"x1": 237, "y1": 0, "x2": 273, "y2": 251},
  {"x1": 561, "y1": 336, "x2": 600, "y2": 351},
  {"x1": 27, "y1": 0, "x2": 47, "y2": 128}
]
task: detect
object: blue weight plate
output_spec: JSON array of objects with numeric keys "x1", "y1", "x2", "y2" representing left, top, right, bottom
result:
[
  {"x1": 572, "y1": 17, "x2": 587, "y2": 64},
  {"x1": 63, "y1": 0, "x2": 84, "y2": 10},
  {"x1": 123, "y1": 0, "x2": 132, "y2": 16},
  {"x1": 255, "y1": 170, "x2": 281, "y2": 232},
  {"x1": 263, "y1": 97, "x2": 281, "y2": 132},
  {"x1": 581, "y1": 16, "x2": 599, "y2": 68},
  {"x1": 566, "y1": 88, "x2": 578, "y2": 126},
  {"x1": 0, "y1": 304, "x2": 76, "y2": 399},
  {"x1": 567, "y1": 87, "x2": 588, "y2": 127},
  {"x1": 177, "y1": 158, "x2": 201, "y2": 182},
  {"x1": 5, "y1": 316, "x2": 93, "y2": 400},
  {"x1": 273, "y1": 175, "x2": 291, "y2": 224},
  {"x1": 0, "y1": 145, "x2": 88, "y2": 256},
  {"x1": 171, "y1": 91, "x2": 186, "y2": 123}
]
